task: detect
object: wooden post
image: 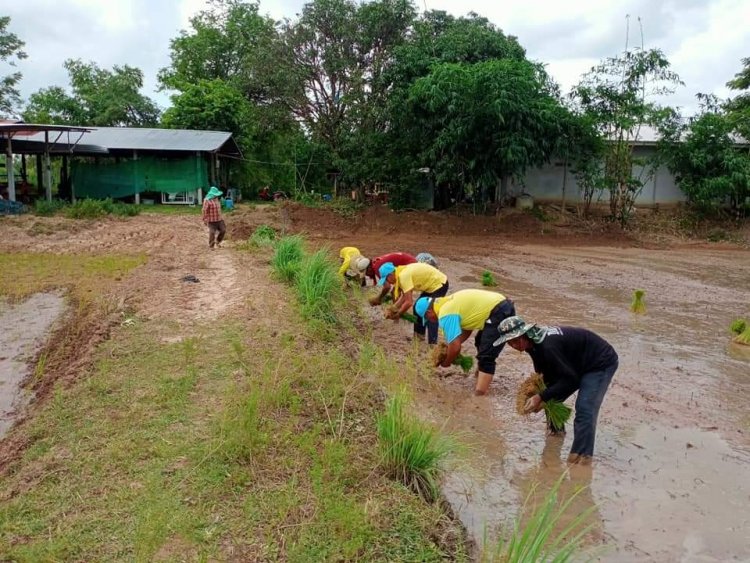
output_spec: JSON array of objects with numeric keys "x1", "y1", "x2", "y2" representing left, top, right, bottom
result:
[
  {"x1": 44, "y1": 131, "x2": 53, "y2": 202},
  {"x1": 6, "y1": 137, "x2": 15, "y2": 201}
]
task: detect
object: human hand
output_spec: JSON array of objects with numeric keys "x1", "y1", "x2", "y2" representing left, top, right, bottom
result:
[{"x1": 524, "y1": 394, "x2": 543, "y2": 413}]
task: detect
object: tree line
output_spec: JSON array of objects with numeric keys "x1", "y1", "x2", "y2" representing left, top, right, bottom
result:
[{"x1": 1, "y1": 3, "x2": 749, "y2": 222}]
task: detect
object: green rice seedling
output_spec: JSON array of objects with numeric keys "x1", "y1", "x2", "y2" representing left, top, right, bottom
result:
[
  {"x1": 249, "y1": 224, "x2": 277, "y2": 247},
  {"x1": 271, "y1": 235, "x2": 304, "y2": 283},
  {"x1": 482, "y1": 271, "x2": 497, "y2": 287},
  {"x1": 484, "y1": 473, "x2": 596, "y2": 562},
  {"x1": 516, "y1": 373, "x2": 572, "y2": 432},
  {"x1": 377, "y1": 389, "x2": 453, "y2": 502},
  {"x1": 630, "y1": 289, "x2": 646, "y2": 314},
  {"x1": 730, "y1": 318, "x2": 747, "y2": 336},
  {"x1": 453, "y1": 355, "x2": 474, "y2": 373},
  {"x1": 295, "y1": 248, "x2": 342, "y2": 325},
  {"x1": 400, "y1": 311, "x2": 418, "y2": 323}
]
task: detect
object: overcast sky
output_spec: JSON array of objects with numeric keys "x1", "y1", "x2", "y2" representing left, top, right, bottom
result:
[{"x1": 4, "y1": 0, "x2": 749, "y2": 116}]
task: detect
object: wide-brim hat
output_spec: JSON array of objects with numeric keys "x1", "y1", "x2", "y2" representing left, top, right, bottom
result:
[
  {"x1": 206, "y1": 186, "x2": 223, "y2": 200},
  {"x1": 493, "y1": 315, "x2": 536, "y2": 346}
]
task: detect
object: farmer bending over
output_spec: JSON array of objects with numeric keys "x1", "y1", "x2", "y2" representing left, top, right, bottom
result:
[
  {"x1": 338, "y1": 247, "x2": 362, "y2": 281},
  {"x1": 415, "y1": 289, "x2": 515, "y2": 395},
  {"x1": 379, "y1": 261, "x2": 448, "y2": 344},
  {"x1": 493, "y1": 316, "x2": 618, "y2": 465}
]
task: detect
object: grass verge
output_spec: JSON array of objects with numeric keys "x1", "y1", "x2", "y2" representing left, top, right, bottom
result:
[{"x1": 271, "y1": 235, "x2": 304, "y2": 283}]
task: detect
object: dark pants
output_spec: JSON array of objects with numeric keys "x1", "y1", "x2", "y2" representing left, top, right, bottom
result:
[
  {"x1": 208, "y1": 220, "x2": 226, "y2": 247},
  {"x1": 554, "y1": 360, "x2": 618, "y2": 457},
  {"x1": 474, "y1": 299, "x2": 516, "y2": 374},
  {"x1": 413, "y1": 281, "x2": 449, "y2": 344}
]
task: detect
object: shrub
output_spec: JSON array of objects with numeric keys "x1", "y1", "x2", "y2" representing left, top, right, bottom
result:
[
  {"x1": 111, "y1": 202, "x2": 141, "y2": 217},
  {"x1": 250, "y1": 225, "x2": 277, "y2": 247},
  {"x1": 730, "y1": 319, "x2": 747, "y2": 335},
  {"x1": 377, "y1": 390, "x2": 453, "y2": 502},
  {"x1": 271, "y1": 235, "x2": 304, "y2": 283},
  {"x1": 65, "y1": 199, "x2": 109, "y2": 219},
  {"x1": 33, "y1": 199, "x2": 67, "y2": 216}
]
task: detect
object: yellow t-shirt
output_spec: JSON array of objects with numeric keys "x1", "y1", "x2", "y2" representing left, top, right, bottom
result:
[
  {"x1": 433, "y1": 289, "x2": 506, "y2": 341},
  {"x1": 395, "y1": 262, "x2": 447, "y2": 295},
  {"x1": 338, "y1": 247, "x2": 360, "y2": 277}
]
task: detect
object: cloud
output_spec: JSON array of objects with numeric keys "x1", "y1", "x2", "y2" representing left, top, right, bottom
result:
[{"x1": 5, "y1": 0, "x2": 746, "y2": 117}]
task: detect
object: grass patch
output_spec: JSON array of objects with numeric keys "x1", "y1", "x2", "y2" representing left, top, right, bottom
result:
[
  {"x1": 64, "y1": 199, "x2": 140, "y2": 219},
  {"x1": 249, "y1": 224, "x2": 277, "y2": 248},
  {"x1": 482, "y1": 473, "x2": 595, "y2": 562},
  {"x1": 377, "y1": 389, "x2": 454, "y2": 503},
  {"x1": 33, "y1": 199, "x2": 67, "y2": 217},
  {"x1": 730, "y1": 318, "x2": 746, "y2": 335},
  {"x1": 481, "y1": 271, "x2": 498, "y2": 287},
  {"x1": 0, "y1": 252, "x2": 146, "y2": 300}
]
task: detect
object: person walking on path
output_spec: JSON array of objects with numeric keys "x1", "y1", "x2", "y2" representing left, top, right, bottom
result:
[
  {"x1": 202, "y1": 186, "x2": 226, "y2": 249},
  {"x1": 380, "y1": 261, "x2": 449, "y2": 345},
  {"x1": 493, "y1": 316, "x2": 619, "y2": 465},
  {"x1": 415, "y1": 289, "x2": 515, "y2": 395}
]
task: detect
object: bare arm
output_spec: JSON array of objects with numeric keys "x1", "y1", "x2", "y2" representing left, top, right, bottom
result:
[
  {"x1": 394, "y1": 290, "x2": 414, "y2": 316},
  {"x1": 441, "y1": 331, "x2": 471, "y2": 367}
]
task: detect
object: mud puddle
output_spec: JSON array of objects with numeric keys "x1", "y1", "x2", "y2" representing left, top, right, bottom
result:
[
  {"x1": 0, "y1": 293, "x2": 66, "y2": 438},
  {"x1": 366, "y1": 244, "x2": 750, "y2": 561}
]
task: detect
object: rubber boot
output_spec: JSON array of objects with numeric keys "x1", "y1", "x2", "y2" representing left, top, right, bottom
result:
[{"x1": 475, "y1": 371, "x2": 493, "y2": 395}]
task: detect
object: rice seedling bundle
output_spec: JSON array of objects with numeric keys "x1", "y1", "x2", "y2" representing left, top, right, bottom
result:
[
  {"x1": 516, "y1": 373, "x2": 572, "y2": 432},
  {"x1": 429, "y1": 341, "x2": 473, "y2": 372},
  {"x1": 630, "y1": 289, "x2": 646, "y2": 314},
  {"x1": 730, "y1": 318, "x2": 747, "y2": 336},
  {"x1": 734, "y1": 325, "x2": 750, "y2": 346},
  {"x1": 481, "y1": 270, "x2": 498, "y2": 287}
]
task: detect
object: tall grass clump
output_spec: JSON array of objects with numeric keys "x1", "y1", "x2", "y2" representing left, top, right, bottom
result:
[
  {"x1": 730, "y1": 318, "x2": 746, "y2": 336},
  {"x1": 271, "y1": 235, "x2": 304, "y2": 283},
  {"x1": 482, "y1": 271, "x2": 498, "y2": 287},
  {"x1": 377, "y1": 390, "x2": 453, "y2": 502},
  {"x1": 111, "y1": 202, "x2": 140, "y2": 217},
  {"x1": 249, "y1": 224, "x2": 277, "y2": 247},
  {"x1": 484, "y1": 474, "x2": 595, "y2": 562},
  {"x1": 33, "y1": 199, "x2": 67, "y2": 216},
  {"x1": 630, "y1": 289, "x2": 646, "y2": 314},
  {"x1": 295, "y1": 248, "x2": 342, "y2": 325}
]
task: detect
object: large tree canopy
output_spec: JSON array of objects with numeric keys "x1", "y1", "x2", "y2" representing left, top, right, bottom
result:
[
  {"x1": 0, "y1": 16, "x2": 27, "y2": 117},
  {"x1": 23, "y1": 59, "x2": 160, "y2": 126}
]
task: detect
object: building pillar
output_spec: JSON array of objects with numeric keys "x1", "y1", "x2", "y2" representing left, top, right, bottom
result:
[
  {"x1": 44, "y1": 132, "x2": 53, "y2": 202},
  {"x1": 6, "y1": 137, "x2": 15, "y2": 202}
]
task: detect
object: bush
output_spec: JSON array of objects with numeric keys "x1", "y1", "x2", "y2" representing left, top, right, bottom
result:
[
  {"x1": 271, "y1": 235, "x2": 304, "y2": 283},
  {"x1": 294, "y1": 249, "x2": 342, "y2": 325},
  {"x1": 33, "y1": 199, "x2": 67, "y2": 216},
  {"x1": 111, "y1": 202, "x2": 141, "y2": 217},
  {"x1": 377, "y1": 390, "x2": 453, "y2": 503},
  {"x1": 65, "y1": 199, "x2": 110, "y2": 219}
]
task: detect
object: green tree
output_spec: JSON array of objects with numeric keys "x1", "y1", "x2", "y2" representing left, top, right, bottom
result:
[
  {"x1": 726, "y1": 56, "x2": 750, "y2": 141},
  {"x1": 571, "y1": 48, "x2": 682, "y2": 226},
  {"x1": 0, "y1": 16, "x2": 27, "y2": 116},
  {"x1": 23, "y1": 59, "x2": 160, "y2": 126},
  {"x1": 403, "y1": 59, "x2": 569, "y2": 207},
  {"x1": 660, "y1": 95, "x2": 750, "y2": 211},
  {"x1": 158, "y1": 0, "x2": 277, "y2": 103},
  {"x1": 162, "y1": 79, "x2": 250, "y2": 136}
]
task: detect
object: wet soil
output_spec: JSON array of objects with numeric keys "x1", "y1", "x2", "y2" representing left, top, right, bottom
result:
[
  {"x1": 0, "y1": 293, "x2": 66, "y2": 438},
  {"x1": 1, "y1": 206, "x2": 748, "y2": 561}
]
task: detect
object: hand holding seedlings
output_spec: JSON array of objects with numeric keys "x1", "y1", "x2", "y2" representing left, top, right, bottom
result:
[{"x1": 524, "y1": 394, "x2": 543, "y2": 413}]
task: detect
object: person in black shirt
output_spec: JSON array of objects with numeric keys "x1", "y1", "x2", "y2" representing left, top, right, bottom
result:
[{"x1": 494, "y1": 316, "x2": 619, "y2": 465}]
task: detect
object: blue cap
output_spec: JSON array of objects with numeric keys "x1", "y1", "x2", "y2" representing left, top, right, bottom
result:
[
  {"x1": 377, "y1": 262, "x2": 396, "y2": 286},
  {"x1": 414, "y1": 296, "x2": 431, "y2": 322}
]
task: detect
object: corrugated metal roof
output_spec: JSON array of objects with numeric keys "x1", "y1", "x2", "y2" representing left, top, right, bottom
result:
[{"x1": 16, "y1": 126, "x2": 240, "y2": 154}]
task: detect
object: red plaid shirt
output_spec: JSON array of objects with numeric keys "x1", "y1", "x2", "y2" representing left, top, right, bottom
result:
[{"x1": 202, "y1": 198, "x2": 222, "y2": 223}]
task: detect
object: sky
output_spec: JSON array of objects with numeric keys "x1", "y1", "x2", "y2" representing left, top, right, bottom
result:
[{"x1": 3, "y1": 0, "x2": 749, "y2": 116}]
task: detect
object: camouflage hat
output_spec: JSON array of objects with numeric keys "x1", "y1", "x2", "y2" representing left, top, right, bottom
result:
[{"x1": 493, "y1": 315, "x2": 537, "y2": 346}]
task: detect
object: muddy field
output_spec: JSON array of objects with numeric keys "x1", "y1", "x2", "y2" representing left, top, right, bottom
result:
[{"x1": 1, "y1": 204, "x2": 749, "y2": 561}]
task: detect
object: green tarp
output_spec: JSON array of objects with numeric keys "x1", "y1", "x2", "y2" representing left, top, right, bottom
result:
[{"x1": 71, "y1": 156, "x2": 208, "y2": 199}]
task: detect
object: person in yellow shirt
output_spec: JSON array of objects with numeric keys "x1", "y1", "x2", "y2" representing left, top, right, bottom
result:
[
  {"x1": 378, "y1": 261, "x2": 449, "y2": 344},
  {"x1": 415, "y1": 289, "x2": 516, "y2": 395},
  {"x1": 338, "y1": 246, "x2": 363, "y2": 280}
]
